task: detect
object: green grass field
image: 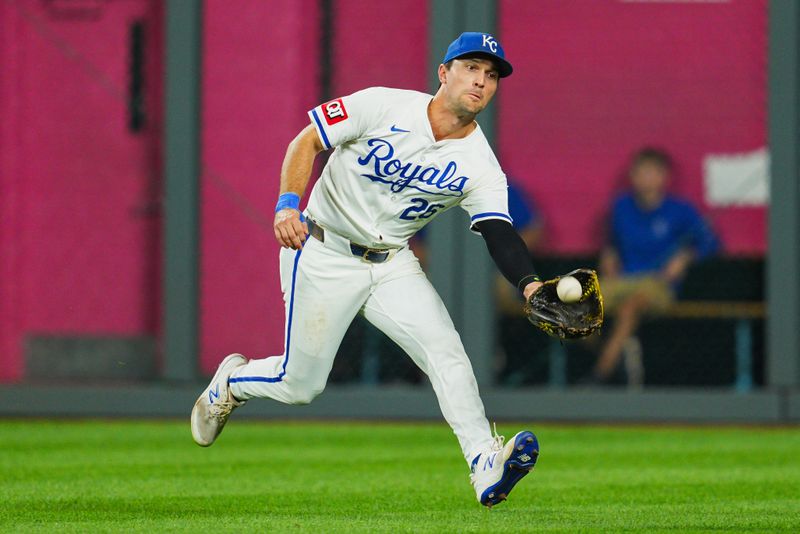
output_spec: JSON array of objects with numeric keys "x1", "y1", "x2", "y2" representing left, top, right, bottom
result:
[{"x1": 0, "y1": 420, "x2": 798, "y2": 533}]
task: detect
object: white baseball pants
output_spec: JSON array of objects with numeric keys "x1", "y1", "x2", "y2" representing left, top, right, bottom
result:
[{"x1": 228, "y1": 232, "x2": 494, "y2": 463}]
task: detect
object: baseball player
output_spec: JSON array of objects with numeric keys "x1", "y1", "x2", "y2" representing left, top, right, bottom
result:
[{"x1": 192, "y1": 32, "x2": 543, "y2": 507}]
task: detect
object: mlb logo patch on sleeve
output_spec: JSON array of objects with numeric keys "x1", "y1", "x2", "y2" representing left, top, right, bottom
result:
[{"x1": 323, "y1": 98, "x2": 348, "y2": 125}]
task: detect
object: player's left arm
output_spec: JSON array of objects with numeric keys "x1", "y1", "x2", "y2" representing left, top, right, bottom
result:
[
  {"x1": 462, "y1": 171, "x2": 542, "y2": 297},
  {"x1": 475, "y1": 219, "x2": 542, "y2": 299}
]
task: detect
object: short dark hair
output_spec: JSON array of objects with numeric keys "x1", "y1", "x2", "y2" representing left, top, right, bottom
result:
[{"x1": 630, "y1": 147, "x2": 673, "y2": 173}]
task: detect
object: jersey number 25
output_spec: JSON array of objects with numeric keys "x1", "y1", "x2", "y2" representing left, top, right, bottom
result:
[{"x1": 399, "y1": 198, "x2": 446, "y2": 221}]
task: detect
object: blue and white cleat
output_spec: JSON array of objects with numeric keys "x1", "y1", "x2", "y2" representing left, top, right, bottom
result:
[
  {"x1": 191, "y1": 353, "x2": 247, "y2": 447},
  {"x1": 470, "y1": 430, "x2": 539, "y2": 508}
]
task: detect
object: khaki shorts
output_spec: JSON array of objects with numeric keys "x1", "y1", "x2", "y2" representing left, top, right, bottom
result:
[{"x1": 600, "y1": 275, "x2": 674, "y2": 315}]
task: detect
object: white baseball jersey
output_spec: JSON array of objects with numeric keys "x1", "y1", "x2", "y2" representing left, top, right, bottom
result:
[
  {"x1": 228, "y1": 86, "x2": 506, "y2": 467},
  {"x1": 306, "y1": 87, "x2": 511, "y2": 249}
]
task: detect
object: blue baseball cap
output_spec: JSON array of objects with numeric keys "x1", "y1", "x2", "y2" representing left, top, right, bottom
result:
[{"x1": 442, "y1": 32, "x2": 513, "y2": 78}]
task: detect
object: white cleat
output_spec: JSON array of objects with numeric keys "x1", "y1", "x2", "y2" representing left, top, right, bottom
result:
[
  {"x1": 191, "y1": 353, "x2": 248, "y2": 447},
  {"x1": 470, "y1": 430, "x2": 539, "y2": 508}
]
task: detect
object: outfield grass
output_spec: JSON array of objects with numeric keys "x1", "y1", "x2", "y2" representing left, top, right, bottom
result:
[{"x1": 0, "y1": 420, "x2": 798, "y2": 533}]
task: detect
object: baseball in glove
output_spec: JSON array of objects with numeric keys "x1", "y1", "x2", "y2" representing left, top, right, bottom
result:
[{"x1": 523, "y1": 268, "x2": 604, "y2": 339}]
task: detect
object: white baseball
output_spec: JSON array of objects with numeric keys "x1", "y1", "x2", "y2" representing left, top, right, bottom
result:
[{"x1": 556, "y1": 276, "x2": 582, "y2": 303}]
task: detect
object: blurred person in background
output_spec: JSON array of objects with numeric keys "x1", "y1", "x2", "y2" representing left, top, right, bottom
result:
[{"x1": 584, "y1": 147, "x2": 719, "y2": 385}]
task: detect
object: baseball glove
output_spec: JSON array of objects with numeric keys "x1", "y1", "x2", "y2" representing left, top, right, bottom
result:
[{"x1": 523, "y1": 268, "x2": 604, "y2": 339}]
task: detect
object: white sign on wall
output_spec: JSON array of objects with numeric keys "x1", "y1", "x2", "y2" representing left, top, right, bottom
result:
[{"x1": 703, "y1": 147, "x2": 770, "y2": 207}]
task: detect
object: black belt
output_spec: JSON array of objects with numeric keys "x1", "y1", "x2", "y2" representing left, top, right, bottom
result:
[{"x1": 306, "y1": 219, "x2": 396, "y2": 264}]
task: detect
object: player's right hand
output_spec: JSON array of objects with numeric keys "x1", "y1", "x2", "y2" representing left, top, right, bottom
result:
[{"x1": 274, "y1": 208, "x2": 308, "y2": 250}]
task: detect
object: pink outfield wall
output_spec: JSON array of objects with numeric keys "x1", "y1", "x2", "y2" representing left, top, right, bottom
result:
[
  {"x1": 331, "y1": 0, "x2": 429, "y2": 96},
  {"x1": 0, "y1": 1, "x2": 163, "y2": 382},
  {"x1": 199, "y1": 0, "x2": 320, "y2": 373},
  {"x1": 198, "y1": 0, "x2": 428, "y2": 374},
  {"x1": 497, "y1": 0, "x2": 767, "y2": 255},
  {"x1": 0, "y1": 1, "x2": 769, "y2": 382}
]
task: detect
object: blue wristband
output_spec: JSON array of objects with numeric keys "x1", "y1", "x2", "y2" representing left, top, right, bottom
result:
[{"x1": 275, "y1": 192, "x2": 300, "y2": 213}]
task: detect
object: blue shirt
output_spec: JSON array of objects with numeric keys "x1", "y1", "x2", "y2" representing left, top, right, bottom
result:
[
  {"x1": 506, "y1": 182, "x2": 538, "y2": 231},
  {"x1": 610, "y1": 193, "x2": 719, "y2": 275}
]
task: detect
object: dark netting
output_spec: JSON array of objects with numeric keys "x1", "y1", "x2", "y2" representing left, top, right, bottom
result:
[
  {"x1": 494, "y1": 256, "x2": 766, "y2": 389},
  {"x1": 330, "y1": 316, "x2": 424, "y2": 386}
]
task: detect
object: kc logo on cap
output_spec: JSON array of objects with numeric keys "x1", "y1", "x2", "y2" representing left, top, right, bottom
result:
[
  {"x1": 442, "y1": 31, "x2": 513, "y2": 78},
  {"x1": 482, "y1": 34, "x2": 498, "y2": 52}
]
